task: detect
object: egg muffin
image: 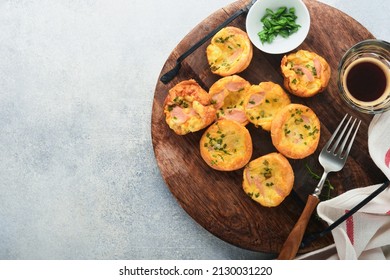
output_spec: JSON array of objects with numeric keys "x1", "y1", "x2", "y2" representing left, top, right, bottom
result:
[
  {"x1": 280, "y1": 50, "x2": 331, "y2": 97},
  {"x1": 243, "y1": 81, "x2": 291, "y2": 131},
  {"x1": 209, "y1": 75, "x2": 251, "y2": 125},
  {"x1": 271, "y1": 103, "x2": 320, "y2": 159},
  {"x1": 200, "y1": 119, "x2": 252, "y2": 171},
  {"x1": 164, "y1": 79, "x2": 216, "y2": 135},
  {"x1": 243, "y1": 152, "x2": 294, "y2": 207},
  {"x1": 206, "y1": 26, "x2": 253, "y2": 76}
]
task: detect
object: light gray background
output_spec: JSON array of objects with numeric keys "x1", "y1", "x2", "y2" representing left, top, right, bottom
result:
[{"x1": 0, "y1": 0, "x2": 389, "y2": 259}]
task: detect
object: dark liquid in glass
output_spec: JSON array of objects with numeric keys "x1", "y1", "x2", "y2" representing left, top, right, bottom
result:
[{"x1": 346, "y1": 59, "x2": 387, "y2": 102}]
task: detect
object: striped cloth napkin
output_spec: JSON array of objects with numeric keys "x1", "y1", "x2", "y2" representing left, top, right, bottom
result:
[{"x1": 299, "y1": 110, "x2": 390, "y2": 260}]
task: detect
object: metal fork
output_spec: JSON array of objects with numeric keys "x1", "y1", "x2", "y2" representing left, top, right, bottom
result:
[{"x1": 277, "y1": 114, "x2": 361, "y2": 260}]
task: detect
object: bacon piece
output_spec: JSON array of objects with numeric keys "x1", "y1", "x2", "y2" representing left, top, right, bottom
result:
[
  {"x1": 211, "y1": 90, "x2": 225, "y2": 109},
  {"x1": 293, "y1": 65, "x2": 314, "y2": 82},
  {"x1": 245, "y1": 170, "x2": 261, "y2": 189},
  {"x1": 228, "y1": 49, "x2": 242, "y2": 64},
  {"x1": 170, "y1": 106, "x2": 193, "y2": 124},
  {"x1": 225, "y1": 80, "x2": 247, "y2": 92},
  {"x1": 302, "y1": 114, "x2": 310, "y2": 124},
  {"x1": 313, "y1": 58, "x2": 322, "y2": 78},
  {"x1": 246, "y1": 93, "x2": 265, "y2": 109},
  {"x1": 223, "y1": 108, "x2": 247, "y2": 124},
  {"x1": 274, "y1": 184, "x2": 286, "y2": 197}
]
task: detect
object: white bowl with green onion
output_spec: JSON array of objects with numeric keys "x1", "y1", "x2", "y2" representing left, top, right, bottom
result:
[{"x1": 246, "y1": 0, "x2": 310, "y2": 54}]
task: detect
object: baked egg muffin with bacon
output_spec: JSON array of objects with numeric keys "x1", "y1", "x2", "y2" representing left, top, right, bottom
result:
[
  {"x1": 243, "y1": 81, "x2": 291, "y2": 131},
  {"x1": 200, "y1": 119, "x2": 252, "y2": 171},
  {"x1": 206, "y1": 26, "x2": 253, "y2": 77},
  {"x1": 164, "y1": 79, "x2": 216, "y2": 135},
  {"x1": 209, "y1": 75, "x2": 251, "y2": 126},
  {"x1": 271, "y1": 103, "x2": 321, "y2": 159},
  {"x1": 243, "y1": 152, "x2": 294, "y2": 207},
  {"x1": 280, "y1": 50, "x2": 331, "y2": 97}
]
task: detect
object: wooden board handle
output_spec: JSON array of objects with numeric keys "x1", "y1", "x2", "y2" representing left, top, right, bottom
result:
[{"x1": 277, "y1": 195, "x2": 320, "y2": 260}]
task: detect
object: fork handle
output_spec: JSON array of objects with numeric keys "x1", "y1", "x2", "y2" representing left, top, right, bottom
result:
[{"x1": 277, "y1": 195, "x2": 320, "y2": 260}]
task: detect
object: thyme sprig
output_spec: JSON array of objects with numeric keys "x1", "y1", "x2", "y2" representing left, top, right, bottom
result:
[{"x1": 305, "y1": 163, "x2": 334, "y2": 200}]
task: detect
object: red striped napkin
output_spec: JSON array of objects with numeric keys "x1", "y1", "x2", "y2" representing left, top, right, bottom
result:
[{"x1": 300, "y1": 110, "x2": 390, "y2": 260}]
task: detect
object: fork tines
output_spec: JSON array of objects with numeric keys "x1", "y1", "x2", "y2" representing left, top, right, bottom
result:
[{"x1": 325, "y1": 114, "x2": 361, "y2": 158}]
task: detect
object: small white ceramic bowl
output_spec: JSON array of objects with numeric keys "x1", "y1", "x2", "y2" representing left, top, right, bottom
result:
[{"x1": 246, "y1": 0, "x2": 310, "y2": 54}]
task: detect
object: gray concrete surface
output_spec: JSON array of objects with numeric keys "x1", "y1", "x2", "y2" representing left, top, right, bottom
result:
[{"x1": 0, "y1": 0, "x2": 388, "y2": 259}]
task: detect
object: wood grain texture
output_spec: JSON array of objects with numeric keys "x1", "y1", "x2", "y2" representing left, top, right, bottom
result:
[{"x1": 151, "y1": 0, "x2": 387, "y2": 255}]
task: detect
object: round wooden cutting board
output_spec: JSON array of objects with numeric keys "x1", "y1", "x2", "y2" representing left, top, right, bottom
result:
[{"x1": 151, "y1": 0, "x2": 387, "y2": 255}]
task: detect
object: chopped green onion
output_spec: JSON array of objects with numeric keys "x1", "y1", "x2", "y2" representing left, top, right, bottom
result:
[{"x1": 257, "y1": 6, "x2": 301, "y2": 44}]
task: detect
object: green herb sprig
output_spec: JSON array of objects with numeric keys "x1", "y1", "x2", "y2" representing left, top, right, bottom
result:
[
  {"x1": 305, "y1": 163, "x2": 334, "y2": 200},
  {"x1": 258, "y1": 7, "x2": 301, "y2": 44}
]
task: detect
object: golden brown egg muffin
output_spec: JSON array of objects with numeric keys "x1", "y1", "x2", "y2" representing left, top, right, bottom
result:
[
  {"x1": 243, "y1": 81, "x2": 291, "y2": 131},
  {"x1": 164, "y1": 79, "x2": 216, "y2": 135},
  {"x1": 209, "y1": 75, "x2": 251, "y2": 125},
  {"x1": 271, "y1": 103, "x2": 320, "y2": 159},
  {"x1": 280, "y1": 50, "x2": 331, "y2": 97},
  {"x1": 243, "y1": 152, "x2": 294, "y2": 207},
  {"x1": 206, "y1": 26, "x2": 253, "y2": 76},
  {"x1": 200, "y1": 119, "x2": 252, "y2": 171}
]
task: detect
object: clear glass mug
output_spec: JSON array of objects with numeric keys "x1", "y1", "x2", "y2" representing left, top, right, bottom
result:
[{"x1": 337, "y1": 39, "x2": 390, "y2": 114}]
